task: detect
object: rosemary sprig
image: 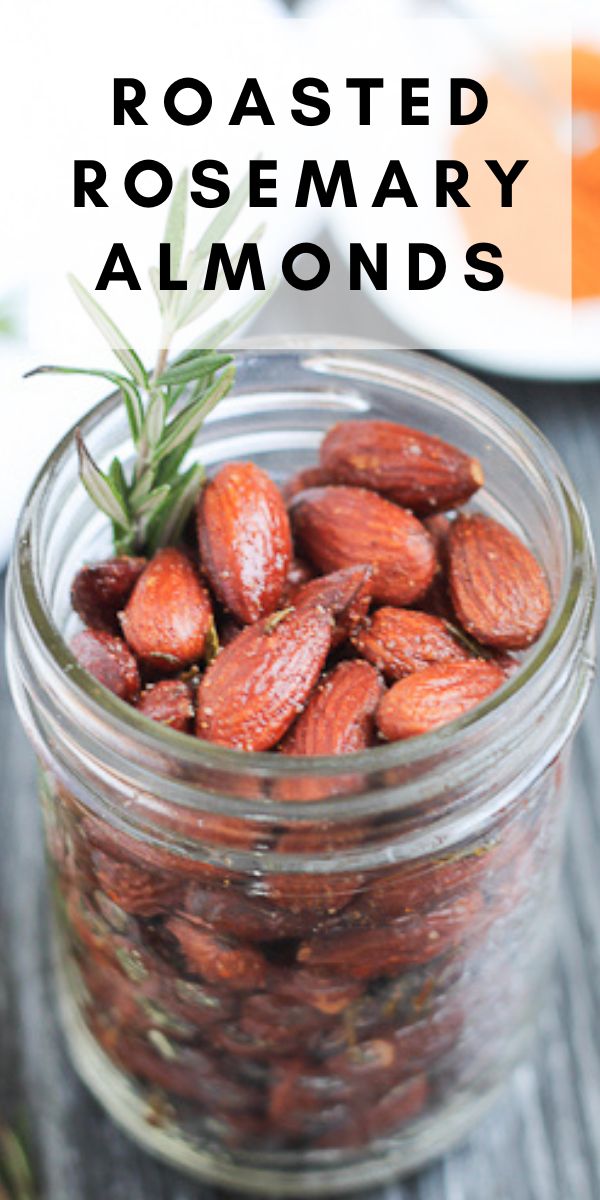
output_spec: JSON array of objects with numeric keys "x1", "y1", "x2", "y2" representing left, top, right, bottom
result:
[{"x1": 25, "y1": 169, "x2": 275, "y2": 555}]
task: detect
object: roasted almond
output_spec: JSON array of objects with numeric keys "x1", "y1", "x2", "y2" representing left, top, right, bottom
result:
[
  {"x1": 282, "y1": 556, "x2": 315, "y2": 595},
  {"x1": 320, "y1": 419, "x2": 483, "y2": 513},
  {"x1": 298, "y1": 890, "x2": 484, "y2": 978},
  {"x1": 165, "y1": 916, "x2": 267, "y2": 991},
  {"x1": 196, "y1": 602, "x2": 334, "y2": 750},
  {"x1": 91, "y1": 850, "x2": 182, "y2": 917},
  {"x1": 260, "y1": 823, "x2": 366, "y2": 915},
  {"x1": 182, "y1": 883, "x2": 308, "y2": 942},
  {"x1": 376, "y1": 659, "x2": 505, "y2": 741},
  {"x1": 120, "y1": 547, "x2": 213, "y2": 671},
  {"x1": 315, "y1": 1076, "x2": 428, "y2": 1149},
  {"x1": 289, "y1": 564, "x2": 373, "y2": 646},
  {"x1": 274, "y1": 658, "x2": 382, "y2": 803},
  {"x1": 448, "y1": 513, "x2": 552, "y2": 649},
  {"x1": 71, "y1": 629, "x2": 140, "y2": 702},
  {"x1": 354, "y1": 607, "x2": 472, "y2": 680},
  {"x1": 71, "y1": 555, "x2": 146, "y2": 633},
  {"x1": 356, "y1": 843, "x2": 502, "y2": 921},
  {"x1": 136, "y1": 679, "x2": 195, "y2": 732},
  {"x1": 291, "y1": 486, "x2": 437, "y2": 606},
  {"x1": 281, "y1": 659, "x2": 384, "y2": 757},
  {"x1": 281, "y1": 466, "x2": 334, "y2": 505},
  {"x1": 197, "y1": 461, "x2": 292, "y2": 624}
]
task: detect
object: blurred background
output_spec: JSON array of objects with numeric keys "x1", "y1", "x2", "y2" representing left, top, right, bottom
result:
[
  {"x1": 1, "y1": 1, "x2": 599, "y2": 1199},
  {"x1": 1, "y1": 0, "x2": 598, "y2": 563}
]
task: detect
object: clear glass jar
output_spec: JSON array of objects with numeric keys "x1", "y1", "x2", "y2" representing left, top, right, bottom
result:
[{"x1": 5, "y1": 344, "x2": 596, "y2": 1197}]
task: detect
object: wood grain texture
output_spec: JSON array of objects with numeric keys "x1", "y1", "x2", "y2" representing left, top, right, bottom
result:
[{"x1": 1, "y1": 353, "x2": 598, "y2": 1200}]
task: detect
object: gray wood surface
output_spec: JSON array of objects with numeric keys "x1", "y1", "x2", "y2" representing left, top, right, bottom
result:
[{"x1": 1, "y1": 297, "x2": 599, "y2": 1198}]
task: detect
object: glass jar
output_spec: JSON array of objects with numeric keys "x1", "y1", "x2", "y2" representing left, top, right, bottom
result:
[{"x1": 5, "y1": 344, "x2": 596, "y2": 1196}]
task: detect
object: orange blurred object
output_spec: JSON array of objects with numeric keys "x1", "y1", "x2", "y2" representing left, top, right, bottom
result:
[
  {"x1": 572, "y1": 46, "x2": 600, "y2": 301},
  {"x1": 454, "y1": 45, "x2": 600, "y2": 303}
]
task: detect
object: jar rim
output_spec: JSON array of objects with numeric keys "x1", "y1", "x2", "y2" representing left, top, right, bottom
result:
[{"x1": 11, "y1": 342, "x2": 596, "y2": 817}]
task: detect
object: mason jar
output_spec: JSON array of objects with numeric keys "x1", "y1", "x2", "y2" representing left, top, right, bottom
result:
[{"x1": 5, "y1": 344, "x2": 596, "y2": 1196}]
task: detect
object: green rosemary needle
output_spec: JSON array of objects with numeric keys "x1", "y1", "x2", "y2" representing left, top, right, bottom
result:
[{"x1": 25, "y1": 169, "x2": 275, "y2": 555}]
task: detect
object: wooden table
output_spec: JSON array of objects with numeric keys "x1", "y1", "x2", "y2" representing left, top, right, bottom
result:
[{"x1": 1, "y1": 292, "x2": 599, "y2": 1199}]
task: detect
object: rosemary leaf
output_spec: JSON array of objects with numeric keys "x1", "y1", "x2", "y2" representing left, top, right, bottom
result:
[
  {"x1": 108, "y1": 457, "x2": 129, "y2": 508},
  {"x1": 143, "y1": 391, "x2": 167, "y2": 453},
  {"x1": 135, "y1": 484, "x2": 172, "y2": 519},
  {"x1": 189, "y1": 169, "x2": 250, "y2": 267},
  {"x1": 155, "y1": 351, "x2": 232, "y2": 388},
  {"x1": 148, "y1": 265, "x2": 164, "y2": 313},
  {"x1": 29, "y1": 168, "x2": 276, "y2": 557},
  {"x1": 187, "y1": 279, "x2": 279, "y2": 354},
  {"x1": 147, "y1": 462, "x2": 205, "y2": 554},
  {"x1": 68, "y1": 275, "x2": 148, "y2": 387},
  {"x1": 156, "y1": 365, "x2": 235, "y2": 462},
  {"x1": 177, "y1": 224, "x2": 266, "y2": 331},
  {"x1": 23, "y1": 365, "x2": 144, "y2": 442},
  {"x1": 76, "y1": 433, "x2": 130, "y2": 527}
]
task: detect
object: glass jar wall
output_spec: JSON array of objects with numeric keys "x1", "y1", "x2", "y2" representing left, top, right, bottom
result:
[{"x1": 6, "y1": 346, "x2": 596, "y2": 1195}]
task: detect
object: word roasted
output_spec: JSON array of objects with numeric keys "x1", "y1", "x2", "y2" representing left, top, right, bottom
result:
[{"x1": 74, "y1": 75, "x2": 530, "y2": 295}]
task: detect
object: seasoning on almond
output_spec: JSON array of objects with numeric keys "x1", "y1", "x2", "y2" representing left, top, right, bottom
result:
[
  {"x1": 354, "y1": 607, "x2": 472, "y2": 679},
  {"x1": 281, "y1": 659, "x2": 384, "y2": 756},
  {"x1": 289, "y1": 563, "x2": 373, "y2": 646},
  {"x1": 120, "y1": 547, "x2": 213, "y2": 671},
  {"x1": 448, "y1": 513, "x2": 552, "y2": 649},
  {"x1": 70, "y1": 629, "x2": 141, "y2": 702},
  {"x1": 136, "y1": 679, "x2": 195, "y2": 732},
  {"x1": 320, "y1": 419, "x2": 483, "y2": 513},
  {"x1": 195, "y1": 602, "x2": 335, "y2": 750},
  {"x1": 71, "y1": 556, "x2": 147, "y2": 634},
  {"x1": 197, "y1": 461, "x2": 292, "y2": 624},
  {"x1": 290, "y1": 485, "x2": 437, "y2": 606},
  {"x1": 376, "y1": 660, "x2": 506, "y2": 741}
]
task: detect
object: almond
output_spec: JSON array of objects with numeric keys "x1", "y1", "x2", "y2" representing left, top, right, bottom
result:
[
  {"x1": 354, "y1": 607, "x2": 471, "y2": 679},
  {"x1": 195, "y1": 602, "x2": 334, "y2": 750},
  {"x1": 291, "y1": 486, "x2": 437, "y2": 606},
  {"x1": 281, "y1": 659, "x2": 384, "y2": 757},
  {"x1": 91, "y1": 850, "x2": 183, "y2": 917},
  {"x1": 274, "y1": 658, "x2": 382, "y2": 804},
  {"x1": 376, "y1": 660, "x2": 505, "y2": 740},
  {"x1": 316, "y1": 1075, "x2": 427, "y2": 1149},
  {"x1": 197, "y1": 461, "x2": 292, "y2": 624},
  {"x1": 448, "y1": 513, "x2": 552, "y2": 649},
  {"x1": 273, "y1": 969, "x2": 363, "y2": 1015},
  {"x1": 216, "y1": 997, "x2": 326, "y2": 1060},
  {"x1": 120, "y1": 547, "x2": 213, "y2": 671},
  {"x1": 297, "y1": 890, "x2": 484, "y2": 978},
  {"x1": 356, "y1": 843, "x2": 501, "y2": 921},
  {"x1": 182, "y1": 883, "x2": 308, "y2": 942},
  {"x1": 281, "y1": 465, "x2": 334, "y2": 504},
  {"x1": 422, "y1": 512, "x2": 453, "y2": 554},
  {"x1": 417, "y1": 516, "x2": 455, "y2": 619},
  {"x1": 71, "y1": 629, "x2": 140, "y2": 702},
  {"x1": 260, "y1": 824, "x2": 366, "y2": 915},
  {"x1": 320, "y1": 419, "x2": 483, "y2": 513},
  {"x1": 261, "y1": 864, "x2": 364, "y2": 919},
  {"x1": 136, "y1": 679, "x2": 195, "y2": 732},
  {"x1": 165, "y1": 916, "x2": 267, "y2": 991},
  {"x1": 71, "y1": 555, "x2": 147, "y2": 633},
  {"x1": 282, "y1": 556, "x2": 315, "y2": 598},
  {"x1": 289, "y1": 564, "x2": 373, "y2": 646}
]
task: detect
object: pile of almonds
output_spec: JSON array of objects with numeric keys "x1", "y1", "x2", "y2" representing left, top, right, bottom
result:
[
  {"x1": 71, "y1": 418, "x2": 551, "y2": 756},
  {"x1": 49, "y1": 417, "x2": 562, "y2": 1158}
]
